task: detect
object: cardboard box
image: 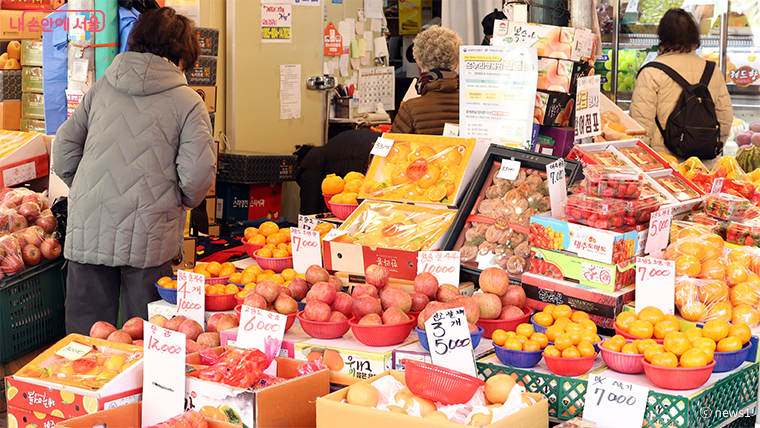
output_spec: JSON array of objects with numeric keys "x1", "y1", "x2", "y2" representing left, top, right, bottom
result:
[
  {"x1": 529, "y1": 246, "x2": 635, "y2": 291},
  {"x1": 522, "y1": 272, "x2": 635, "y2": 330},
  {"x1": 171, "y1": 236, "x2": 197, "y2": 271},
  {"x1": 190, "y1": 85, "x2": 216, "y2": 113},
  {"x1": 146, "y1": 299, "x2": 234, "y2": 325},
  {"x1": 293, "y1": 333, "x2": 417, "y2": 385},
  {"x1": 0, "y1": 101, "x2": 21, "y2": 130},
  {"x1": 0, "y1": 69, "x2": 22, "y2": 101},
  {"x1": 529, "y1": 214, "x2": 639, "y2": 265},
  {"x1": 215, "y1": 181, "x2": 283, "y2": 224},
  {"x1": 205, "y1": 195, "x2": 216, "y2": 224},
  {"x1": 197, "y1": 27, "x2": 219, "y2": 56},
  {"x1": 219, "y1": 324, "x2": 313, "y2": 359},
  {"x1": 21, "y1": 66, "x2": 42, "y2": 93},
  {"x1": 22, "y1": 92, "x2": 44, "y2": 119},
  {"x1": 185, "y1": 55, "x2": 217, "y2": 86},
  {"x1": 600, "y1": 94, "x2": 645, "y2": 135},
  {"x1": 534, "y1": 90, "x2": 574, "y2": 127},
  {"x1": 317, "y1": 371, "x2": 549, "y2": 428},
  {"x1": 21, "y1": 39, "x2": 43, "y2": 66},
  {"x1": 20, "y1": 118, "x2": 44, "y2": 133},
  {"x1": 185, "y1": 349, "x2": 330, "y2": 428},
  {"x1": 207, "y1": 223, "x2": 221, "y2": 236},
  {"x1": 0, "y1": 130, "x2": 49, "y2": 186},
  {"x1": 55, "y1": 401, "x2": 239, "y2": 427},
  {"x1": 216, "y1": 152, "x2": 298, "y2": 183},
  {"x1": 0, "y1": 10, "x2": 52, "y2": 39},
  {"x1": 492, "y1": 20, "x2": 595, "y2": 62},
  {"x1": 391, "y1": 336, "x2": 496, "y2": 370},
  {"x1": 532, "y1": 126, "x2": 575, "y2": 157}
]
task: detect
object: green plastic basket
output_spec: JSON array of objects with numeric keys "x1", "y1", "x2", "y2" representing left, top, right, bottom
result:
[{"x1": 0, "y1": 259, "x2": 66, "y2": 364}]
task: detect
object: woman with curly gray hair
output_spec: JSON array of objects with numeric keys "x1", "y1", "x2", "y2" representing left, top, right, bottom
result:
[{"x1": 390, "y1": 25, "x2": 462, "y2": 135}]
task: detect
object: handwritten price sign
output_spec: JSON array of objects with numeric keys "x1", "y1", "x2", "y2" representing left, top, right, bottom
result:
[
  {"x1": 417, "y1": 251, "x2": 460, "y2": 286},
  {"x1": 424, "y1": 308, "x2": 477, "y2": 377},
  {"x1": 176, "y1": 270, "x2": 205, "y2": 325},
  {"x1": 497, "y1": 159, "x2": 521, "y2": 180},
  {"x1": 645, "y1": 207, "x2": 672, "y2": 258},
  {"x1": 291, "y1": 227, "x2": 322, "y2": 273},
  {"x1": 236, "y1": 305, "x2": 287, "y2": 355},
  {"x1": 582, "y1": 374, "x2": 649, "y2": 428},
  {"x1": 546, "y1": 159, "x2": 567, "y2": 219},
  {"x1": 297, "y1": 214, "x2": 324, "y2": 231},
  {"x1": 142, "y1": 322, "x2": 185, "y2": 427},
  {"x1": 635, "y1": 257, "x2": 675, "y2": 315},
  {"x1": 370, "y1": 137, "x2": 394, "y2": 157}
]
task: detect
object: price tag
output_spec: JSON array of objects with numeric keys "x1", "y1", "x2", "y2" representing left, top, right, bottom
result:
[
  {"x1": 442, "y1": 123, "x2": 460, "y2": 137},
  {"x1": 583, "y1": 374, "x2": 649, "y2": 428},
  {"x1": 417, "y1": 251, "x2": 460, "y2": 286},
  {"x1": 644, "y1": 207, "x2": 672, "y2": 258},
  {"x1": 424, "y1": 308, "x2": 476, "y2": 377},
  {"x1": 3, "y1": 161, "x2": 37, "y2": 187},
  {"x1": 297, "y1": 214, "x2": 323, "y2": 230},
  {"x1": 635, "y1": 257, "x2": 675, "y2": 315},
  {"x1": 711, "y1": 177, "x2": 724, "y2": 194},
  {"x1": 236, "y1": 306, "x2": 287, "y2": 355},
  {"x1": 55, "y1": 341, "x2": 93, "y2": 360},
  {"x1": 496, "y1": 159, "x2": 521, "y2": 180},
  {"x1": 575, "y1": 75, "x2": 602, "y2": 139},
  {"x1": 176, "y1": 270, "x2": 205, "y2": 325},
  {"x1": 581, "y1": 262, "x2": 614, "y2": 286},
  {"x1": 291, "y1": 228, "x2": 322, "y2": 272},
  {"x1": 323, "y1": 228, "x2": 347, "y2": 241},
  {"x1": 142, "y1": 322, "x2": 185, "y2": 427},
  {"x1": 370, "y1": 137, "x2": 394, "y2": 157},
  {"x1": 546, "y1": 159, "x2": 567, "y2": 219}
]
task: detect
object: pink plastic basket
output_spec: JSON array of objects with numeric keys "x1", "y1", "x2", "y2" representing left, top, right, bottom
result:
[
  {"x1": 348, "y1": 315, "x2": 416, "y2": 347},
  {"x1": 205, "y1": 292, "x2": 237, "y2": 311},
  {"x1": 543, "y1": 352, "x2": 597, "y2": 377},
  {"x1": 235, "y1": 305, "x2": 297, "y2": 333},
  {"x1": 253, "y1": 254, "x2": 293, "y2": 272},
  {"x1": 642, "y1": 360, "x2": 715, "y2": 390},
  {"x1": 296, "y1": 311, "x2": 351, "y2": 339},
  {"x1": 599, "y1": 340, "x2": 646, "y2": 374},
  {"x1": 614, "y1": 325, "x2": 665, "y2": 344},
  {"x1": 402, "y1": 359, "x2": 485, "y2": 405},
  {"x1": 476, "y1": 307, "x2": 532, "y2": 339},
  {"x1": 327, "y1": 201, "x2": 359, "y2": 220},
  {"x1": 242, "y1": 240, "x2": 264, "y2": 259}
]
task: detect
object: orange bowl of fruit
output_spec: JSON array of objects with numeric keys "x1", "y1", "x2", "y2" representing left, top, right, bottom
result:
[
  {"x1": 155, "y1": 277, "x2": 178, "y2": 304},
  {"x1": 542, "y1": 351, "x2": 597, "y2": 377},
  {"x1": 205, "y1": 283, "x2": 241, "y2": 311},
  {"x1": 642, "y1": 360, "x2": 716, "y2": 390},
  {"x1": 192, "y1": 261, "x2": 239, "y2": 285},
  {"x1": 326, "y1": 201, "x2": 359, "y2": 220},
  {"x1": 254, "y1": 249, "x2": 293, "y2": 272},
  {"x1": 242, "y1": 240, "x2": 265, "y2": 259},
  {"x1": 613, "y1": 307, "x2": 684, "y2": 344},
  {"x1": 241, "y1": 222, "x2": 291, "y2": 260},
  {"x1": 599, "y1": 338, "x2": 648, "y2": 374}
]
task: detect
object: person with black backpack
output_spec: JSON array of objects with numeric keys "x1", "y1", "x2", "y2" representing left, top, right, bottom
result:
[{"x1": 630, "y1": 9, "x2": 733, "y2": 168}]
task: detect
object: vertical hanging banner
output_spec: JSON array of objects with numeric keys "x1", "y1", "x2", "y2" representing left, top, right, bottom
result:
[
  {"x1": 262, "y1": 4, "x2": 292, "y2": 43},
  {"x1": 459, "y1": 45, "x2": 538, "y2": 149},
  {"x1": 575, "y1": 75, "x2": 602, "y2": 139},
  {"x1": 324, "y1": 22, "x2": 342, "y2": 56}
]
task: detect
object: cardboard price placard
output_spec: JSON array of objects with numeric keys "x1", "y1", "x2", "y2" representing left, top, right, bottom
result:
[
  {"x1": 291, "y1": 228, "x2": 322, "y2": 272},
  {"x1": 635, "y1": 257, "x2": 675, "y2": 315},
  {"x1": 583, "y1": 374, "x2": 649, "y2": 428},
  {"x1": 424, "y1": 308, "x2": 476, "y2": 377},
  {"x1": 645, "y1": 207, "x2": 672, "y2": 258},
  {"x1": 417, "y1": 251, "x2": 460, "y2": 286},
  {"x1": 176, "y1": 270, "x2": 205, "y2": 325},
  {"x1": 142, "y1": 322, "x2": 185, "y2": 427},
  {"x1": 547, "y1": 159, "x2": 567, "y2": 219},
  {"x1": 575, "y1": 75, "x2": 602, "y2": 139},
  {"x1": 236, "y1": 305, "x2": 287, "y2": 355}
]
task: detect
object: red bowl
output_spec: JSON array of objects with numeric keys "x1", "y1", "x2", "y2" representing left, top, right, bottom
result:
[
  {"x1": 296, "y1": 311, "x2": 351, "y2": 339},
  {"x1": 235, "y1": 305, "x2": 297, "y2": 333},
  {"x1": 599, "y1": 340, "x2": 646, "y2": 374},
  {"x1": 543, "y1": 352, "x2": 597, "y2": 377},
  {"x1": 614, "y1": 325, "x2": 665, "y2": 344},
  {"x1": 253, "y1": 254, "x2": 294, "y2": 272},
  {"x1": 476, "y1": 307, "x2": 532, "y2": 339},
  {"x1": 205, "y1": 292, "x2": 238, "y2": 311},
  {"x1": 348, "y1": 315, "x2": 416, "y2": 347},
  {"x1": 242, "y1": 240, "x2": 265, "y2": 259},
  {"x1": 403, "y1": 359, "x2": 485, "y2": 405},
  {"x1": 642, "y1": 360, "x2": 715, "y2": 390},
  {"x1": 322, "y1": 193, "x2": 336, "y2": 206},
  {"x1": 326, "y1": 201, "x2": 359, "y2": 220}
]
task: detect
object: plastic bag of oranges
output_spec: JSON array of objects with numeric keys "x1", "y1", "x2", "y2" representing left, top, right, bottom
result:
[{"x1": 675, "y1": 275, "x2": 760, "y2": 326}]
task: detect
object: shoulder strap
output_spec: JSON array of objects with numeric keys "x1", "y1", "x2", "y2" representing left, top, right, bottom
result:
[
  {"x1": 700, "y1": 61, "x2": 716, "y2": 86},
  {"x1": 640, "y1": 62, "x2": 691, "y2": 89}
]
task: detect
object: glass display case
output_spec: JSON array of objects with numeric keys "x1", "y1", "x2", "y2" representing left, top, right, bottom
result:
[{"x1": 597, "y1": 0, "x2": 760, "y2": 139}]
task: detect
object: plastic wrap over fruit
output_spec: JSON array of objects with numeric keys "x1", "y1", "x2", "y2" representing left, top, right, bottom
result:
[
  {"x1": 712, "y1": 156, "x2": 750, "y2": 181},
  {"x1": 295, "y1": 358, "x2": 326, "y2": 376},
  {"x1": 144, "y1": 410, "x2": 209, "y2": 428},
  {"x1": 677, "y1": 157, "x2": 709, "y2": 180},
  {"x1": 332, "y1": 201, "x2": 456, "y2": 251},
  {"x1": 702, "y1": 193, "x2": 752, "y2": 221}
]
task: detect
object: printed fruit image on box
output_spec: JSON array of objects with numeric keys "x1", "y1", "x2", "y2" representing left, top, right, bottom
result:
[{"x1": 359, "y1": 134, "x2": 476, "y2": 205}]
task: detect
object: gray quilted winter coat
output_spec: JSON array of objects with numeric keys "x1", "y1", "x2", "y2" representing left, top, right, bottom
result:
[{"x1": 53, "y1": 52, "x2": 216, "y2": 269}]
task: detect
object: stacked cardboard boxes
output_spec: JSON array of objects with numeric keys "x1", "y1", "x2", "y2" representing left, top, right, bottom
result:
[{"x1": 20, "y1": 39, "x2": 43, "y2": 132}]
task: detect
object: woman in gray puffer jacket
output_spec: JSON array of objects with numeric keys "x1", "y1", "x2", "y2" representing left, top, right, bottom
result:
[{"x1": 53, "y1": 7, "x2": 216, "y2": 335}]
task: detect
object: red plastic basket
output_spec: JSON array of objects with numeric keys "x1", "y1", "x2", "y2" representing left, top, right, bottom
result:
[
  {"x1": 296, "y1": 311, "x2": 351, "y2": 339},
  {"x1": 327, "y1": 201, "x2": 359, "y2": 220},
  {"x1": 205, "y1": 292, "x2": 237, "y2": 311},
  {"x1": 322, "y1": 193, "x2": 334, "y2": 206},
  {"x1": 599, "y1": 340, "x2": 646, "y2": 374},
  {"x1": 614, "y1": 325, "x2": 665, "y2": 344},
  {"x1": 206, "y1": 276, "x2": 232, "y2": 285},
  {"x1": 476, "y1": 307, "x2": 532, "y2": 339},
  {"x1": 348, "y1": 315, "x2": 416, "y2": 347},
  {"x1": 242, "y1": 240, "x2": 264, "y2": 259},
  {"x1": 543, "y1": 353, "x2": 597, "y2": 377},
  {"x1": 642, "y1": 360, "x2": 715, "y2": 390},
  {"x1": 402, "y1": 359, "x2": 485, "y2": 405},
  {"x1": 253, "y1": 254, "x2": 294, "y2": 272},
  {"x1": 235, "y1": 305, "x2": 297, "y2": 333}
]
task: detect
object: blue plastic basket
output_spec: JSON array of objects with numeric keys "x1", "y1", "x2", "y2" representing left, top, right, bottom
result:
[
  {"x1": 415, "y1": 326, "x2": 484, "y2": 352},
  {"x1": 531, "y1": 315, "x2": 548, "y2": 334},
  {"x1": 493, "y1": 343, "x2": 543, "y2": 368},
  {"x1": 713, "y1": 342, "x2": 752, "y2": 373},
  {"x1": 155, "y1": 279, "x2": 177, "y2": 305}
]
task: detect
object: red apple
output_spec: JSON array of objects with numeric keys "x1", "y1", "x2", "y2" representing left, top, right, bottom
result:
[
  {"x1": 1, "y1": 254, "x2": 24, "y2": 275},
  {"x1": 122, "y1": 317, "x2": 144, "y2": 340},
  {"x1": 149, "y1": 315, "x2": 168, "y2": 328},
  {"x1": 502, "y1": 286, "x2": 526, "y2": 309},
  {"x1": 365, "y1": 264, "x2": 390, "y2": 289},
  {"x1": 106, "y1": 330, "x2": 133, "y2": 344},
  {"x1": 89, "y1": 321, "x2": 117, "y2": 339},
  {"x1": 3, "y1": 191, "x2": 23, "y2": 207},
  {"x1": 21, "y1": 193, "x2": 42, "y2": 207},
  {"x1": 40, "y1": 238, "x2": 62, "y2": 260},
  {"x1": 18, "y1": 202, "x2": 40, "y2": 223},
  {"x1": 22, "y1": 226, "x2": 44, "y2": 247},
  {"x1": 35, "y1": 215, "x2": 56, "y2": 234},
  {"x1": 21, "y1": 244, "x2": 41, "y2": 266},
  {"x1": 8, "y1": 213, "x2": 27, "y2": 232},
  {"x1": 0, "y1": 236, "x2": 19, "y2": 255}
]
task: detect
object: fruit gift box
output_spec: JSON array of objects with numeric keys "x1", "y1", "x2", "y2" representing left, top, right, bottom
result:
[
  {"x1": 491, "y1": 21, "x2": 596, "y2": 62},
  {"x1": 6, "y1": 334, "x2": 144, "y2": 426},
  {"x1": 441, "y1": 145, "x2": 583, "y2": 285},
  {"x1": 533, "y1": 90, "x2": 575, "y2": 127},
  {"x1": 322, "y1": 201, "x2": 457, "y2": 280},
  {"x1": 536, "y1": 57, "x2": 594, "y2": 94},
  {"x1": 527, "y1": 246, "x2": 636, "y2": 292},
  {"x1": 358, "y1": 134, "x2": 486, "y2": 207},
  {"x1": 702, "y1": 193, "x2": 752, "y2": 221}
]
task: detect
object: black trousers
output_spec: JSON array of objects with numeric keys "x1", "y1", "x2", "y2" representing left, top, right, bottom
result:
[{"x1": 65, "y1": 260, "x2": 173, "y2": 335}]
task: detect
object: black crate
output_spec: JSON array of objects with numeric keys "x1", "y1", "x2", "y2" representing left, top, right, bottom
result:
[
  {"x1": 440, "y1": 145, "x2": 582, "y2": 287},
  {"x1": 185, "y1": 55, "x2": 217, "y2": 86},
  {"x1": 217, "y1": 153, "x2": 298, "y2": 183},
  {"x1": 197, "y1": 27, "x2": 219, "y2": 57},
  {"x1": 0, "y1": 69, "x2": 22, "y2": 101}
]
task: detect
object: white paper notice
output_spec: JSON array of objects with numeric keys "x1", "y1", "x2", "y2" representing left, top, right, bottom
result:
[
  {"x1": 442, "y1": 123, "x2": 460, "y2": 136},
  {"x1": 361, "y1": 53, "x2": 371, "y2": 66},
  {"x1": 142, "y1": 323, "x2": 185, "y2": 427},
  {"x1": 575, "y1": 75, "x2": 602, "y2": 139},
  {"x1": 291, "y1": 228, "x2": 322, "y2": 272},
  {"x1": 176, "y1": 270, "x2": 205, "y2": 325},
  {"x1": 293, "y1": 0, "x2": 319, "y2": 5},
  {"x1": 358, "y1": 66, "x2": 395, "y2": 113},
  {"x1": 237, "y1": 306, "x2": 287, "y2": 355},
  {"x1": 339, "y1": 54, "x2": 349, "y2": 76},
  {"x1": 417, "y1": 251, "x2": 460, "y2": 286},
  {"x1": 262, "y1": 4, "x2": 292, "y2": 43},
  {"x1": 459, "y1": 45, "x2": 538, "y2": 148},
  {"x1": 497, "y1": 159, "x2": 521, "y2": 180},
  {"x1": 338, "y1": 21, "x2": 352, "y2": 47},
  {"x1": 357, "y1": 8, "x2": 365, "y2": 21},
  {"x1": 635, "y1": 257, "x2": 675, "y2": 315},
  {"x1": 546, "y1": 159, "x2": 567, "y2": 219},
  {"x1": 424, "y1": 308, "x2": 477, "y2": 377},
  {"x1": 364, "y1": 31, "x2": 373, "y2": 50},
  {"x1": 364, "y1": 0, "x2": 383, "y2": 18},
  {"x1": 279, "y1": 64, "x2": 301, "y2": 119},
  {"x1": 371, "y1": 137, "x2": 394, "y2": 156},
  {"x1": 374, "y1": 37, "x2": 389, "y2": 57},
  {"x1": 355, "y1": 21, "x2": 364, "y2": 34},
  {"x1": 371, "y1": 18, "x2": 381, "y2": 32},
  {"x1": 583, "y1": 374, "x2": 649, "y2": 428}
]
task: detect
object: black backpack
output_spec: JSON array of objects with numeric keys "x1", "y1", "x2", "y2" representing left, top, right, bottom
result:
[{"x1": 639, "y1": 61, "x2": 722, "y2": 159}]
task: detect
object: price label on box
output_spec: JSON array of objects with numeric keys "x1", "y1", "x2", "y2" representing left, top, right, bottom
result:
[
  {"x1": 581, "y1": 262, "x2": 614, "y2": 286},
  {"x1": 575, "y1": 75, "x2": 602, "y2": 139},
  {"x1": 55, "y1": 341, "x2": 93, "y2": 360},
  {"x1": 645, "y1": 207, "x2": 672, "y2": 258},
  {"x1": 176, "y1": 270, "x2": 205, "y2": 325},
  {"x1": 424, "y1": 308, "x2": 476, "y2": 377},
  {"x1": 298, "y1": 214, "x2": 325, "y2": 231},
  {"x1": 547, "y1": 159, "x2": 567, "y2": 219},
  {"x1": 711, "y1": 177, "x2": 724, "y2": 194},
  {"x1": 635, "y1": 257, "x2": 675, "y2": 315},
  {"x1": 237, "y1": 306, "x2": 287, "y2": 355},
  {"x1": 291, "y1": 227, "x2": 322, "y2": 272},
  {"x1": 497, "y1": 159, "x2": 521, "y2": 180},
  {"x1": 417, "y1": 251, "x2": 460, "y2": 286},
  {"x1": 583, "y1": 374, "x2": 649, "y2": 428},
  {"x1": 142, "y1": 322, "x2": 185, "y2": 427},
  {"x1": 2, "y1": 161, "x2": 37, "y2": 187},
  {"x1": 370, "y1": 137, "x2": 394, "y2": 157}
]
